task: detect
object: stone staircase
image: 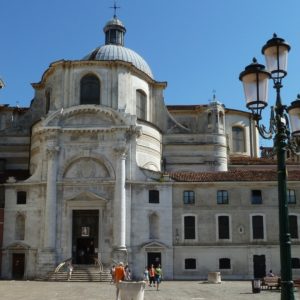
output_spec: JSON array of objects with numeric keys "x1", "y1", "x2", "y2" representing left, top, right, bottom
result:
[{"x1": 48, "y1": 264, "x2": 112, "y2": 282}]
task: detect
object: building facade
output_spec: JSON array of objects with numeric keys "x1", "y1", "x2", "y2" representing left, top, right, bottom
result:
[{"x1": 1, "y1": 15, "x2": 300, "y2": 280}]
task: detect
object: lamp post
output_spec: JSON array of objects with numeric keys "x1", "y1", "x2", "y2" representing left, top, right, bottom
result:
[{"x1": 239, "y1": 34, "x2": 300, "y2": 300}]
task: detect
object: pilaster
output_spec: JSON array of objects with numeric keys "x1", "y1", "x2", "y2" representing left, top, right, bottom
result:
[
  {"x1": 44, "y1": 141, "x2": 60, "y2": 250},
  {"x1": 113, "y1": 145, "x2": 127, "y2": 251}
]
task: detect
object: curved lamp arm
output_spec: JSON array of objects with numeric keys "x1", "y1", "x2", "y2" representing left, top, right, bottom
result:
[{"x1": 256, "y1": 106, "x2": 276, "y2": 140}]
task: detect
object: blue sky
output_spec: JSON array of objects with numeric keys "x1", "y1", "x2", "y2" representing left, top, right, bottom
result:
[{"x1": 1, "y1": 0, "x2": 300, "y2": 117}]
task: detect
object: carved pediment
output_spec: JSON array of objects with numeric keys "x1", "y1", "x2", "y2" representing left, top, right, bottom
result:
[
  {"x1": 60, "y1": 111, "x2": 116, "y2": 127},
  {"x1": 5, "y1": 242, "x2": 31, "y2": 250},
  {"x1": 66, "y1": 191, "x2": 108, "y2": 202},
  {"x1": 65, "y1": 191, "x2": 108, "y2": 207},
  {"x1": 64, "y1": 157, "x2": 110, "y2": 179},
  {"x1": 141, "y1": 241, "x2": 169, "y2": 250},
  {"x1": 44, "y1": 105, "x2": 128, "y2": 128}
]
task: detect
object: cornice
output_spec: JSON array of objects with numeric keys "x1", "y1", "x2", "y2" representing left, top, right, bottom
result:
[
  {"x1": 31, "y1": 59, "x2": 167, "y2": 90},
  {"x1": 34, "y1": 126, "x2": 135, "y2": 136}
]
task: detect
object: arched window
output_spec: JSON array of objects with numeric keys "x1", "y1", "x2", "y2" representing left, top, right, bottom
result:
[
  {"x1": 15, "y1": 214, "x2": 25, "y2": 240},
  {"x1": 232, "y1": 126, "x2": 246, "y2": 152},
  {"x1": 136, "y1": 90, "x2": 147, "y2": 119},
  {"x1": 45, "y1": 90, "x2": 51, "y2": 113},
  {"x1": 80, "y1": 74, "x2": 100, "y2": 105},
  {"x1": 207, "y1": 112, "x2": 212, "y2": 127},
  {"x1": 219, "y1": 112, "x2": 224, "y2": 127},
  {"x1": 149, "y1": 213, "x2": 159, "y2": 239}
]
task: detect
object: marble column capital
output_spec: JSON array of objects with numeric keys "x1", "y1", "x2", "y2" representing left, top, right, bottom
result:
[
  {"x1": 126, "y1": 125, "x2": 143, "y2": 140},
  {"x1": 46, "y1": 145, "x2": 60, "y2": 159},
  {"x1": 113, "y1": 144, "x2": 128, "y2": 159}
]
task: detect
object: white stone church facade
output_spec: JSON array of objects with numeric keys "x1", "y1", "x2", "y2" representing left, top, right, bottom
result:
[{"x1": 1, "y1": 15, "x2": 300, "y2": 281}]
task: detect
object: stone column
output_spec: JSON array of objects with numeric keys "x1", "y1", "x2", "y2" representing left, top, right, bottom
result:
[
  {"x1": 44, "y1": 143, "x2": 60, "y2": 249},
  {"x1": 113, "y1": 146, "x2": 127, "y2": 251}
]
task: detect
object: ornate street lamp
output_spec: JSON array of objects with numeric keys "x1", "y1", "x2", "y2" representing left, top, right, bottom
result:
[
  {"x1": 239, "y1": 58, "x2": 270, "y2": 121},
  {"x1": 288, "y1": 95, "x2": 300, "y2": 137},
  {"x1": 240, "y1": 34, "x2": 300, "y2": 300},
  {"x1": 0, "y1": 78, "x2": 4, "y2": 90}
]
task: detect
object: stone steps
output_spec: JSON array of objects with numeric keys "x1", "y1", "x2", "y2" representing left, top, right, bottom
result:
[{"x1": 47, "y1": 265, "x2": 112, "y2": 282}]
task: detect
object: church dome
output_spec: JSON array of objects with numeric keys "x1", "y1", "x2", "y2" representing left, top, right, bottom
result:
[
  {"x1": 82, "y1": 16, "x2": 153, "y2": 78},
  {"x1": 83, "y1": 45, "x2": 153, "y2": 78}
]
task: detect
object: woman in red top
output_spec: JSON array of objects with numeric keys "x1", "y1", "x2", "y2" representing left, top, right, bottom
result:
[
  {"x1": 114, "y1": 262, "x2": 126, "y2": 283},
  {"x1": 149, "y1": 264, "x2": 156, "y2": 287}
]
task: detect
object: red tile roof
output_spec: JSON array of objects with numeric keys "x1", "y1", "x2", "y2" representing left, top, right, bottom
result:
[
  {"x1": 169, "y1": 169, "x2": 300, "y2": 182},
  {"x1": 230, "y1": 156, "x2": 300, "y2": 165}
]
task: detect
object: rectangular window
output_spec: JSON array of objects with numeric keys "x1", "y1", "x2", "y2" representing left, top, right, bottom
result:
[
  {"x1": 0, "y1": 159, "x2": 6, "y2": 172},
  {"x1": 289, "y1": 215, "x2": 298, "y2": 239},
  {"x1": 17, "y1": 191, "x2": 27, "y2": 205},
  {"x1": 185, "y1": 258, "x2": 196, "y2": 269},
  {"x1": 252, "y1": 215, "x2": 264, "y2": 239},
  {"x1": 219, "y1": 258, "x2": 231, "y2": 269},
  {"x1": 183, "y1": 191, "x2": 195, "y2": 205},
  {"x1": 251, "y1": 190, "x2": 262, "y2": 204},
  {"x1": 292, "y1": 258, "x2": 300, "y2": 269},
  {"x1": 217, "y1": 190, "x2": 228, "y2": 204},
  {"x1": 218, "y1": 216, "x2": 230, "y2": 239},
  {"x1": 184, "y1": 216, "x2": 196, "y2": 239},
  {"x1": 288, "y1": 189, "x2": 296, "y2": 204},
  {"x1": 149, "y1": 190, "x2": 159, "y2": 204}
]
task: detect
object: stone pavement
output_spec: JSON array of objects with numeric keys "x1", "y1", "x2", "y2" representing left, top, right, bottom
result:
[{"x1": 0, "y1": 280, "x2": 299, "y2": 300}]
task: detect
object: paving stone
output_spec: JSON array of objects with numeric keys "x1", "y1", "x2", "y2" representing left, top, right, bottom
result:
[{"x1": 0, "y1": 280, "x2": 299, "y2": 300}]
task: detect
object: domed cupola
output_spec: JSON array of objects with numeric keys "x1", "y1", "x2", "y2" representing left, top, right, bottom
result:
[
  {"x1": 104, "y1": 16, "x2": 126, "y2": 46},
  {"x1": 83, "y1": 15, "x2": 153, "y2": 78},
  {"x1": 206, "y1": 93, "x2": 225, "y2": 134}
]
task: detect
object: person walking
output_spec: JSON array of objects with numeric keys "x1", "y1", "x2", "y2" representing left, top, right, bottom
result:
[
  {"x1": 154, "y1": 264, "x2": 163, "y2": 291},
  {"x1": 114, "y1": 262, "x2": 126, "y2": 300},
  {"x1": 110, "y1": 265, "x2": 116, "y2": 284},
  {"x1": 143, "y1": 266, "x2": 149, "y2": 285},
  {"x1": 124, "y1": 264, "x2": 131, "y2": 281},
  {"x1": 67, "y1": 262, "x2": 73, "y2": 281},
  {"x1": 149, "y1": 264, "x2": 155, "y2": 287}
]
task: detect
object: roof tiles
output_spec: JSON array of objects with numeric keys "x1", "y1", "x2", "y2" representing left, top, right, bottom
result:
[{"x1": 169, "y1": 169, "x2": 300, "y2": 182}]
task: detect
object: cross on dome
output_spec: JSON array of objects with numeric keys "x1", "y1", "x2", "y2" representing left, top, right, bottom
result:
[{"x1": 110, "y1": 0, "x2": 120, "y2": 18}]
